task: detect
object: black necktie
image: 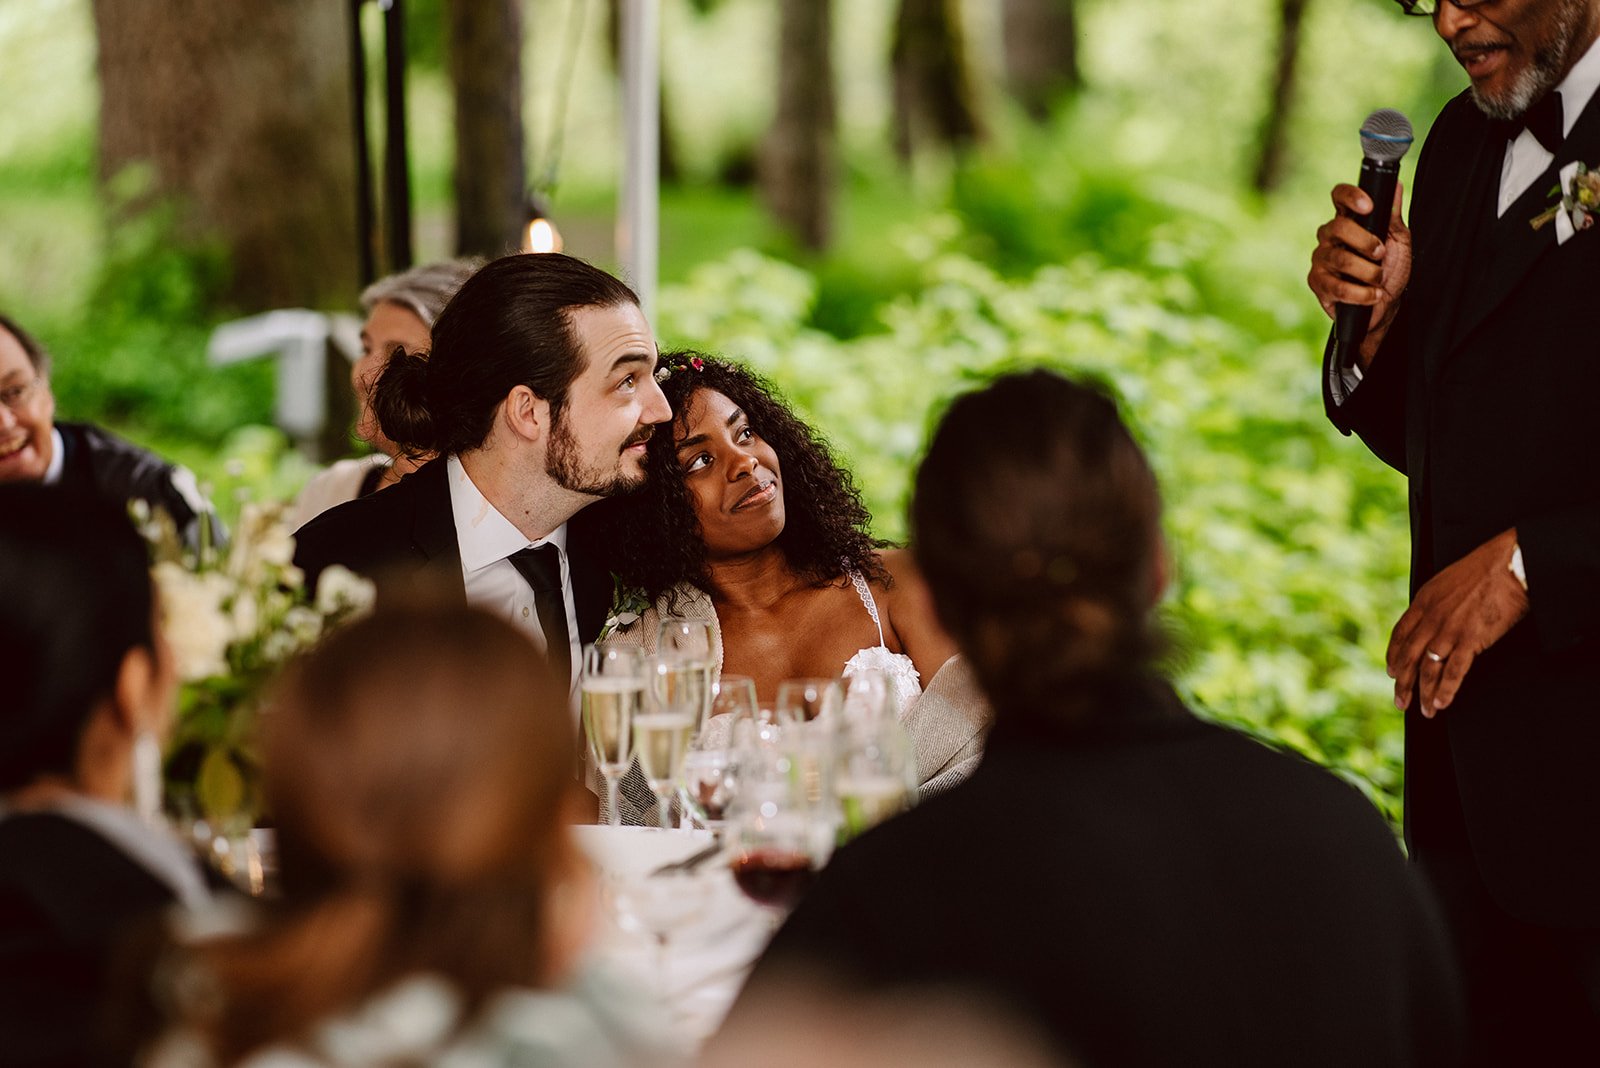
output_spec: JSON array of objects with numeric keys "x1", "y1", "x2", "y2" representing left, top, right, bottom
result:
[
  {"x1": 1495, "y1": 91, "x2": 1564, "y2": 154},
  {"x1": 508, "y1": 544, "x2": 571, "y2": 688}
]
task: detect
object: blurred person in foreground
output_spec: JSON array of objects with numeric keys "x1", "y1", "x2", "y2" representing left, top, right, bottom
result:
[
  {"x1": 0, "y1": 313, "x2": 217, "y2": 550},
  {"x1": 289, "y1": 259, "x2": 480, "y2": 528},
  {"x1": 728, "y1": 370, "x2": 1464, "y2": 1067},
  {"x1": 0, "y1": 484, "x2": 210, "y2": 1068},
  {"x1": 139, "y1": 601, "x2": 672, "y2": 1067},
  {"x1": 1306, "y1": 0, "x2": 1600, "y2": 1057},
  {"x1": 293, "y1": 253, "x2": 671, "y2": 701},
  {"x1": 595, "y1": 355, "x2": 981, "y2": 806}
]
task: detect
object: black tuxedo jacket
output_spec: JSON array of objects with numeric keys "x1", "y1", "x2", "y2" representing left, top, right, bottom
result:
[
  {"x1": 1324, "y1": 90, "x2": 1600, "y2": 927},
  {"x1": 292, "y1": 457, "x2": 614, "y2": 650}
]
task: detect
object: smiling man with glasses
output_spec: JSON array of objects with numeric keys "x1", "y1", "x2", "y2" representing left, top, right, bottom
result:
[
  {"x1": 1306, "y1": 0, "x2": 1600, "y2": 1061},
  {"x1": 0, "y1": 314, "x2": 216, "y2": 549}
]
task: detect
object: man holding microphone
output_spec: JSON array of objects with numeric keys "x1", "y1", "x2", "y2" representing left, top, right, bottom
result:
[{"x1": 1308, "y1": 0, "x2": 1600, "y2": 1058}]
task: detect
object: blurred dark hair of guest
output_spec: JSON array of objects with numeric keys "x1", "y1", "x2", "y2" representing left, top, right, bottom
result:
[
  {"x1": 155, "y1": 600, "x2": 596, "y2": 1065},
  {"x1": 912, "y1": 368, "x2": 1167, "y2": 727},
  {"x1": 0, "y1": 484, "x2": 206, "y2": 1068}
]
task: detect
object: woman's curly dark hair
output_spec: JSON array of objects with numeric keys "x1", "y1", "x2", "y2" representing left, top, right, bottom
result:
[{"x1": 587, "y1": 352, "x2": 886, "y2": 607}]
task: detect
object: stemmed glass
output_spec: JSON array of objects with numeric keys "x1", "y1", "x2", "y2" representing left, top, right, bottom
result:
[
  {"x1": 640, "y1": 656, "x2": 699, "y2": 828},
  {"x1": 656, "y1": 617, "x2": 715, "y2": 732},
  {"x1": 581, "y1": 643, "x2": 647, "y2": 827},
  {"x1": 836, "y1": 682, "x2": 917, "y2": 844},
  {"x1": 727, "y1": 739, "x2": 832, "y2": 928},
  {"x1": 775, "y1": 677, "x2": 842, "y2": 724},
  {"x1": 681, "y1": 674, "x2": 758, "y2": 834}
]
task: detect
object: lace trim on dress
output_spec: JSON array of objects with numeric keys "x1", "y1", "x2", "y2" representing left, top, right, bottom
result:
[{"x1": 842, "y1": 569, "x2": 922, "y2": 718}]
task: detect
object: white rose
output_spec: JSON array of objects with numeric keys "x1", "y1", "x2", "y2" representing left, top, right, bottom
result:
[
  {"x1": 153, "y1": 562, "x2": 233, "y2": 681},
  {"x1": 314, "y1": 564, "x2": 376, "y2": 618},
  {"x1": 229, "y1": 590, "x2": 259, "y2": 643},
  {"x1": 284, "y1": 605, "x2": 323, "y2": 645}
]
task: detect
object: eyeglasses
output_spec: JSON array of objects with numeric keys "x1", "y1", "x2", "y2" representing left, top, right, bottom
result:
[
  {"x1": 0, "y1": 377, "x2": 43, "y2": 411},
  {"x1": 1394, "y1": 0, "x2": 1491, "y2": 16}
]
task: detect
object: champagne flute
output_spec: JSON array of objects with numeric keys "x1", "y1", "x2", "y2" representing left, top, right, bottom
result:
[
  {"x1": 582, "y1": 644, "x2": 646, "y2": 827},
  {"x1": 640, "y1": 656, "x2": 698, "y2": 828},
  {"x1": 656, "y1": 617, "x2": 715, "y2": 734},
  {"x1": 682, "y1": 674, "x2": 759, "y2": 833}
]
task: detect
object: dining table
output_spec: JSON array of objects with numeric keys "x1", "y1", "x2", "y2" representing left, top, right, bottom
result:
[{"x1": 573, "y1": 824, "x2": 775, "y2": 1050}]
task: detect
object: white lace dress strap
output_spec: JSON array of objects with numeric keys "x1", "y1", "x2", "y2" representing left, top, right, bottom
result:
[
  {"x1": 842, "y1": 569, "x2": 922, "y2": 718},
  {"x1": 847, "y1": 568, "x2": 888, "y2": 646}
]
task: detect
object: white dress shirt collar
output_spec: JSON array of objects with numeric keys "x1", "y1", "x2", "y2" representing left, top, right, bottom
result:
[
  {"x1": 1557, "y1": 32, "x2": 1600, "y2": 137},
  {"x1": 445, "y1": 453, "x2": 567, "y2": 572},
  {"x1": 42, "y1": 426, "x2": 64, "y2": 485},
  {"x1": 1500, "y1": 34, "x2": 1600, "y2": 214}
]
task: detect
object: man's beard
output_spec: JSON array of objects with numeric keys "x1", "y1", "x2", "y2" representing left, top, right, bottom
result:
[
  {"x1": 1469, "y1": 0, "x2": 1587, "y2": 120},
  {"x1": 546, "y1": 412, "x2": 651, "y2": 498}
]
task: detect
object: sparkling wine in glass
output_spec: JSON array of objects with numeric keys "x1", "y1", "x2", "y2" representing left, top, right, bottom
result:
[
  {"x1": 582, "y1": 644, "x2": 646, "y2": 827},
  {"x1": 642, "y1": 656, "x2": 698, "y2": 828},
  {"x1": 656, "y1": 617, "x2": 715, "y2": 733}
]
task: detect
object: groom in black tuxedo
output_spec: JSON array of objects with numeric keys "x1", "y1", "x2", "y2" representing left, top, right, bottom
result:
[
  {"x1": 1309, "y1": 0, "x2": 1600, "y2": 1058},
  {"x1": 294, "y1": 253, "x2": 671, "y2": 695}
]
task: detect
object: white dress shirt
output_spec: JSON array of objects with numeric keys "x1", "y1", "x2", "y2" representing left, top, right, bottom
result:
[
  {"x1": 446, "y1": 454, "x2": 582, "y2": 703},
  {"x1": 1499, "y1": 34, "x2": 1600, "y2": 214}
]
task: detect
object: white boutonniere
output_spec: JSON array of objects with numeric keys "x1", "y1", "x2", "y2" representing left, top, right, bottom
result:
[
  {"x1": 1531, "y1": 161, "x2": 1600, "y2": 244},
  {"x1": 600, "y1": 574, "x2": 649, "y2": 640}
]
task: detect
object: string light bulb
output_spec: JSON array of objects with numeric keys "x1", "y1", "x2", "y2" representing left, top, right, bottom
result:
[{"x1": 523, "y1": 197, "x2": 563, "y2": 254}]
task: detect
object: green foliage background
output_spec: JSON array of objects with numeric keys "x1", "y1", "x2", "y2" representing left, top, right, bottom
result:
[{"x1": 0, "y1": 0, "x2": 1470, "y2": 822}]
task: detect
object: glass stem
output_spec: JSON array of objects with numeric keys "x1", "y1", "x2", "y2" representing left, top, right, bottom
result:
[
  {"x1": 657, "y1": 792, "x2": 671, "y2": 830},
  {"x1": 605, "y1": 778, "x2": 621, "y2": 827}
]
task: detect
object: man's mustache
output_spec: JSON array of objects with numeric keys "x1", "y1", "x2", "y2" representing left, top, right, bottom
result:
[{"x1": 621, "y1": 425, "x2": 654, "y2": 450}]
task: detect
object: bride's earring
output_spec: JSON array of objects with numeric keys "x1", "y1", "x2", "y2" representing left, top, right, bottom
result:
[{"x1": 132, "y1": 730, "x2": 164, "y2": 825}]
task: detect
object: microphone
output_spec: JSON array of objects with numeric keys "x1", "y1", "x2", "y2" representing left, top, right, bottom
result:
[{"x1": 1333, "y1": 109, "x2": 1414, "y2": 374}]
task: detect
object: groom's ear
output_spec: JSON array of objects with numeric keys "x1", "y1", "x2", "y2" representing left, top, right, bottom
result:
[{"x1": 501, "y1": 384, "x2": 551, "y2": 445}]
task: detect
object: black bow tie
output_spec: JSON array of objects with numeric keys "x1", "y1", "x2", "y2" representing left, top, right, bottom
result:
[{"x1": 1493, "y1": 91, "x2": 1564, "y2": 154}]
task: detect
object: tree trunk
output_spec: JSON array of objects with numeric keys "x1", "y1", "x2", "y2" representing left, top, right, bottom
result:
[
  {"x1": 92, "y1": 0, "x2": 359, "y2": 312},
  {"x1": 1252, "y1": 0, "x2": 1311, "y2": 194},
  {"x1": 891, "y1": 0, "x2": 984, "y2": 164},
  {"x1": 761, "y1": 0, "x2": 836, "y2": 251},
  {"x1": 1000, "y1": 0, "x2": 1081, "y2": 121},
  {"x1": 447, "y1": 0, "x2": 527, "y2": 258}
]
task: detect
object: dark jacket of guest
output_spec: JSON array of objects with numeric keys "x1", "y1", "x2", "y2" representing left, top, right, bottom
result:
[
  {"x1": 292, "y1": 456, "x2": 613, "y2": 646},
  {"x1": 0, "y1": 810, "x2": 200, "y2": 1068},
  {"x1": 55, "y1": 421, "x2": 215, "y2": 550},
  {"x1": 736, "y1": 679, "x2": 1464, "y2": 1067}
]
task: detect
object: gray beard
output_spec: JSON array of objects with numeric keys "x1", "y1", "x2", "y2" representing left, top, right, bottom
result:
[{"x1": 1470, "y1": 0, "x2": 1586, "y2": 120}]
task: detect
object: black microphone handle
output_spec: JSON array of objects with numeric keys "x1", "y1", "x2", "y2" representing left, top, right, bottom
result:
[{"x1": 1333, "y1": 157, "x2": 1401, "y2": 373}]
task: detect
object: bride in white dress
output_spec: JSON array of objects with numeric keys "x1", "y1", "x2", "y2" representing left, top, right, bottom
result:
[{"x1": 592, "y1": 355, "x2": 988, "y2": 802}]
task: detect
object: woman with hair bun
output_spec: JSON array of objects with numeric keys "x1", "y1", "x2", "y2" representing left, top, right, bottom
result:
[
  {"x1": 730, "y1": 369, "x2": 1465, "y2": 1067},
  {"x1": 141, "y1": 602, "x2": 670, "y2": 1067}
]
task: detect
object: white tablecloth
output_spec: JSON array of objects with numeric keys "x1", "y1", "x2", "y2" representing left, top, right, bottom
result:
[{"x1": 573, "y1": 825, "x2": 773, "y2": 1049}]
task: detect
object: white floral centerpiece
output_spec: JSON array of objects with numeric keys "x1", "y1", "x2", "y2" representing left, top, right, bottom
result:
[{"x1": 143, "y1": 500, "x2": 373, "y2": 834}]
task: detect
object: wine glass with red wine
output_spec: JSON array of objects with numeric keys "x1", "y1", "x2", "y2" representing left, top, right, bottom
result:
[{"x1": 726, "y1": 741, "x2": 832, "y2": 925}]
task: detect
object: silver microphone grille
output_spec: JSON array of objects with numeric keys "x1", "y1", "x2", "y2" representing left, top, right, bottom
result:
[{"x1": 1359, "y1": 109, "x2": 1414, "y2": 163}]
